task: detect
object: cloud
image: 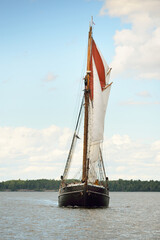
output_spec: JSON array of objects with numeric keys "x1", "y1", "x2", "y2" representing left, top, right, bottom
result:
[
  {"x1": 119, "y1": 100, "x2": 160, "y2": 105},
  {"x1": 0, "y1": 126, "x2": 72, "y2": 180},
  {"x1": 0, "y1": 126, "x2": 159, "y2": 181},
  {"x1": 151, "y1": 140, "x2": 160, "y2": 151},
  {"x1": 49, "y1": 87, "x2": 56, "y2": 92},
  {"x1": 100, "y1": 0, "x2": 160, "y2": 80},
  {"x1": 103, "y1": 134, "x2": 160, "y2": 180},
  {"x1": 43, "y1": 73, "x2": 57, "y2": 82},
  {"x1": 136, "y1": 91, "x2": 151, "y2": 98}
]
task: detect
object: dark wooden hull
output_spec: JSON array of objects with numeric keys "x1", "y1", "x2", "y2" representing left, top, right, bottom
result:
[{"x1": 58, "y1": 184, "x2": 109, "y2": 208}]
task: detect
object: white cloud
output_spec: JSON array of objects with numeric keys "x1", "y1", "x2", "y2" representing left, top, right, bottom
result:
[
  {"x1": 136, "y1": 91, "x2": 151, "y2": 98},
  {"x1": 43, "y1": 73, "x2": 57, "y2": 82},
  {"x1": 151, "y1": 140, "x2": 160, "y2": 151},
  {"x1": 100, "y1": 0, "x2": 160, "y2": 80},
  {"x1": 0, "y1": 126, "x2": 159, "y2": 181},
  {"x1": 155, "y1": 154, "x2": 160, "y2": 163},
  {"x1": 103, "y1": 134, "x2": 160, "y2": 180},
  {"x1": 116, "y1": 166, "x2": 127, "y2": 172},
  {"x1": 111, "y1": 134, "x2": 131, "y2": 148},
  {"x1": 119, "y1": 100, "x2": 160, "y2": 105},
  {"x1": 0, "y1": 126, "x2": 72, "y2": 181}
]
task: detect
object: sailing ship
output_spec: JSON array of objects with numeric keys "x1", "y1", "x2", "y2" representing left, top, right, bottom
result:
[{"x1": 58, "y1": 18, "x2": 112, "y2": 207}]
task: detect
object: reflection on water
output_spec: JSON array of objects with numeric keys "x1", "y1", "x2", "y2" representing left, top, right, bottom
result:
[{"x1": 0, "y1": 192, "x2": 160, "y2": 240}]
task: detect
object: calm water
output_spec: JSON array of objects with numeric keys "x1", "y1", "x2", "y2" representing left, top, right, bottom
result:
[{"x1": 0, "y1": 192, "x2": 160, "y2": 240}]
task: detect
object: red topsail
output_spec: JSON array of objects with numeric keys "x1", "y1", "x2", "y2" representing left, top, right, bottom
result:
[{"x1": 90, "y1": 40, "x2": 108, "y2": 100}]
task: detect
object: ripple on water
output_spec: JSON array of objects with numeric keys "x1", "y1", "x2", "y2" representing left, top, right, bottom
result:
[{"x1": 0, "y1": 192, "x2": 160, "y2": 240}]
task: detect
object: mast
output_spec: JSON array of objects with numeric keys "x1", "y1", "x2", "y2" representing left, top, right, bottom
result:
[{"x1": 82, "y1": 18, "x2": 93, "y2": 183}]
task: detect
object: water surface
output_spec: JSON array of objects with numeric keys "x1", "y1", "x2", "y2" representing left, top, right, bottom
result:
[{"x1": 0, "y1": 192, "x2": 160, "y2": 240}]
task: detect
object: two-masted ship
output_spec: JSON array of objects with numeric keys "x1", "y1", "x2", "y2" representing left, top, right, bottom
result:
[{"x1": 58, "y1": 18, "x2": 112, "y2": 207}]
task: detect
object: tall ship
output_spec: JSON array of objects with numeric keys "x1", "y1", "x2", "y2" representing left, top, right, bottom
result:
[{"x1": 58, "y1": 18, "x2": 112, "y2": 207}]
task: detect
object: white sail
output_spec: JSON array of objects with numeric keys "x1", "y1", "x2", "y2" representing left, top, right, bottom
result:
[
  {"x1": 102, "y1": 84, "x2": 112, "y2": 117},
  {"x1": 88, "y1": 42, "x2": 112, "y2": 182},
  {"x1": 91, "y1": 58, "x2": 105, "y2": 143}
]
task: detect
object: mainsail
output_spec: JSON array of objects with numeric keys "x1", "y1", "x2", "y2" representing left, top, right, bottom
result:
[{"x1": 88, "y1": 39, "x2": 112, "y2": 182}]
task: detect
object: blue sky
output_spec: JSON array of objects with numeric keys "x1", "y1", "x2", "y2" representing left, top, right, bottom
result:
[
  {"x1": 0, "y1": 0, "x2": 120, "y2": 129},
  {"x1": 0, "y1": 0, "x2": 160, "y2": 181}
]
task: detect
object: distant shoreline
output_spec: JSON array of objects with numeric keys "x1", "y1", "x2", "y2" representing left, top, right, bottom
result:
[
  {"x1": 0, "y1": 179, "x2": 60, "y2": 192},
  {"x1": 0, "y1": 179, "x2": 160, "y2": 192},
  {"x1": 1, "y1": 190, "x2": 160, "y2": 192},
  {"x1": 0, "y1": 189, "x2": 58, "y2": 192}
]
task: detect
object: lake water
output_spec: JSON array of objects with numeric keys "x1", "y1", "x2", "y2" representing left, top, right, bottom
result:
[{"x1": 0, "y1": 192, "x2": 160, "y2": 240}]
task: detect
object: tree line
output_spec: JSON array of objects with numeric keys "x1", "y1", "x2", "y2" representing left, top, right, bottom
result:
[
  {"x1": 109, "y1": 179, "x2": 160, "y2": 192},
  {"x1": 0, "y1": 179, "x2": 159, "y2": 191}
]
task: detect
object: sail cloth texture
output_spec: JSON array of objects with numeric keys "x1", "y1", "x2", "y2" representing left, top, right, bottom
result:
[
  {"x1": 88, "y1": 39, "x2": 111, "y2": 182},
  {"x1": 89, "y1": 39, "x2": 111, "y2": 144}
]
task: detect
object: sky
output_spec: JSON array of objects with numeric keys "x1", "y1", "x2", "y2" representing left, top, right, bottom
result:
[{"x1": 0, "y1": 0, "x2": 160, "y2": 181}]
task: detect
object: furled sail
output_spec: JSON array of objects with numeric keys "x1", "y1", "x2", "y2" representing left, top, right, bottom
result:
[{"x1": 88, "y1": 39, "x2": 112, "y2": 182}]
